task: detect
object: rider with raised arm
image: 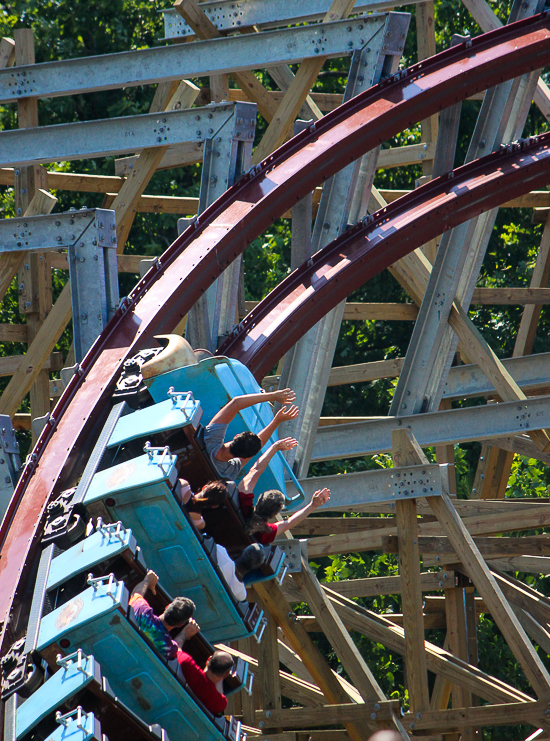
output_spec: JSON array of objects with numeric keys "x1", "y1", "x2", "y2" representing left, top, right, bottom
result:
[
  {"x1": 201, "y1": 387, "x2": 299, "y2": 479},
  {"x1": 237, "y1": 437, "x2": 331, "y2": 544}
]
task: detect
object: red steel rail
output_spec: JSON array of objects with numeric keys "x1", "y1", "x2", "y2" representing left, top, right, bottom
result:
[
  {"x1": 218, "y1": 134, "x2": 550, "y2": 376},
  {"x1": 1, "y1": 14, "x2": 550, "y2": 649}
]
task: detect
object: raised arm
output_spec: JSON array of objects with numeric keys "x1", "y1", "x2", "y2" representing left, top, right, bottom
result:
[
  {"x1": 210, "y1": 388, "x2": 296, "y2": 426},
  {"x1": 275, "y1": 488, "x2": 330, "y2": 536},
  {"x1": 175, "y1": 617, "x2": 200, "y2": 648},
  {"x1": 131, "y1": 569, "x2": 159, "y2": 598},
  {"x1": 257, "y1": 403, "x2": 299, "y2": 446},
  {"x1": 239, "y1": 437, "x2": 298, "y2": 494}
]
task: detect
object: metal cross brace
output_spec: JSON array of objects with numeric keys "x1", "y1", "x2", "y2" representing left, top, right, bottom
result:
[
  {"x1": 0, "y1": 103, "x2": 254, "y2": 168},
  {"x1": 0, "y1": 18, "x2": 389, "y2": 104},
  {"x1": 312, "y1": 396, "x2": 550, "y2": 462},
  {"x1": 161, "y1": 0, "x2": 416, "y2": 41},
  {"x1": 185, "y1": 104, "x2": 257, "y2": 351},
  {"x1": 286, "y1": 463, "x2": 449, "y2": 508},
  {"x1": 280, "y1": 11, "x2": 410, "y2": 477}
]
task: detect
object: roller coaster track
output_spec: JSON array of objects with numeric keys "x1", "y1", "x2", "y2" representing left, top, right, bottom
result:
[
  {"x1": 1, "y1": 13, "x2": 550, "y2": 650},
  {"x1": 218, "y1": 132, "x2": 550, "y2": 376}
]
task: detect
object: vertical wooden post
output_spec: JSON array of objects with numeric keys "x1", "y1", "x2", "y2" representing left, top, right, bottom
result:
[
  {"x1": 416, "y1": 1, "x2": 438, "y2": 178},
  {"x1": 256, "y1": 609, "x2": 282, "y2": 714},
  {"x1": 253, "y1": 579, "x2": 367, "y2": 741},
  {"x1": 14, "y1": 29, "x2": 52, "y2": 438},
  {"x1": 236, "y1": 637, "x2": 258, "y2": 726},
  {"x1": 416, "y1": 1, "x2": 438, "y2": 262},
  {"x1": 210, "y1": 73, "x2": 230, "y2": 103},
  {"x1": 392, "y1": 429, "x2": 430, "y2": 713}
]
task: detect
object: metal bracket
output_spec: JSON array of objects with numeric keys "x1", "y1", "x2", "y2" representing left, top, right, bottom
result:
[
  {"x1": 272, "y1": 539, "x2": 304, "y2": 572},
  {"x1": 0, "y1": 208, "x2": 119, "y2": 363}
]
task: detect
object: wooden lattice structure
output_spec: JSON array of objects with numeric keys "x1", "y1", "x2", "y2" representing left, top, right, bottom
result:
[{"x1": 2, "y1": 1, "x2": 550, "y2": 739}]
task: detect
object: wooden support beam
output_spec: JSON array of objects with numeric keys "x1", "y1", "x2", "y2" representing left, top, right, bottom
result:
[
  {"x1": 392, "y1": 429, "x2": 430, "y2": 713},
  {"x1": 12, "y1": 30, "x2": 54, "y2": 437},
  {"x1": 251, "y1": 0, "x2": 356, "y2": 164},
  {"x1": 173, "y1": 0, "x2": 280, "y2": 122},
  {"x1": 416, "y1": 1, "x2": 438, "y2": 178},
  {"x1": 425, "y1": 481, "x2": 550, "y2": 696},
  {"x1": 0, "y1": 352, "x2": 63, "y2": 378},
  {"x1": 401, "y1": 700, "x2": 549, "y2": 732},
  {"x1": 448, "y1": 304, "x2": 550, "y2": 450},
  {"x1": 488, "y1": 556, "x2": 550, "y2": 574},
  {"x1": 292, "y1": 516, "x2": 398, "y2": 535},
  {"x1": 491, "y1": 570, "x2": 550, "y2": 629},
  {"x1": 445, "y1": 585, "x2": 473, "y2": 731},
  {"x1": 102, "y1": 193, "x2": 199, "y2": 214},
  {"x1": 0, "y1": 167, "x2": 127, "y2": 193},
  {"x1": 0, "y1": 37, "x2": 15, "y2": 68},
  {"x1": 256, "y1": 607, "x2": 282, "y2": 714},
  {"x1": 281, "y1": 571, "x2": 455, "y2": 603},
  {"x1": 383, "y1": 535, "x2": 550, "y2": 560},
  {"x1": 291, "y1": 560, "x2": 386, "y2": 704},
  {"x1": 0, "y1": 324, "x2": 29, "y2": 343},
  {"x1": 306, "y1": 503, "x2": 550, "y2": 557},
  {"x1": 256, "y1": 701, "x2": 399, "y2": 730},
  {"x1": 323, "y1": 587, "x2": 532, "y2": 705},
  {"x1": 253, "y1": 579, "x2": 367, "y2": 741}
]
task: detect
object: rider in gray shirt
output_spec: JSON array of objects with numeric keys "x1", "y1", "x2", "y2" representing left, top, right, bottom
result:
[{"x1": 203, "y1": 388, "x2": 298, "y2": 479}]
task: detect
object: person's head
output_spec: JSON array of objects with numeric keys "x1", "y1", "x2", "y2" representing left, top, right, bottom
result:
[
  {"x1": 255, "y1": 490, "x2": 285, "y2": 520},
  {"x1": 235, "y1": 544, "x2": 266, "y2": 580},
  {"x1": 229, "y1": 431, "x2": 262, "y2": 459},
  {"x1": 194, "y1": 481, "x2": 229, "y2": 509},
  {"x1": 163, "y1": 596, "x2": 195, "y2": 627},
  {"x1": 245, "y1": 489, "x2": 285, "y2": 536},
  {"x1": 206, "y1": 650, "x2": 234, "y2": 680}
]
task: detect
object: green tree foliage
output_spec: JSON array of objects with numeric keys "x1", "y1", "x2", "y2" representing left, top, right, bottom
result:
[{"x1": 1, "y1": 3, "x2": 550, "y2": 735}]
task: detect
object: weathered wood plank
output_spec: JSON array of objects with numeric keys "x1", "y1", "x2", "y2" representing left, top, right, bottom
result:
[
  {"x1": 402, "y1": 700, "x2": 548, "y2": 731},
  {"x1": 256, "y1": 701, "x2": 398, "y2": 730},
  {"x1": 429, "y1": 490, "x2": 550, "y2": 697},
  {"x1": 324, "y1": 587, "x2": 532, "y2": 705},
  {"x1": 307, "y1": 504, "x2": 550, "y2": 557},
  {"x1": 291, "y1": 561, "x2": 386, "y2": 703},
  {"x1": 253, "y1": 580, "x2": 366, "y2": 741},
  {"x1": 392, "y1": 429, "x2": 430, "y2": 713}
]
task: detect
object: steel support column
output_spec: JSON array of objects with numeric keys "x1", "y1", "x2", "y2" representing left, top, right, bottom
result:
[
  {"x1": 185, "y1": 102, "x2": 256, "y2": 351},
  {"x1": 280, "y1": 13, "x2": 410, "y2": 477},
  {"x1": 390, "y1": 0, "x2": 545, "y2": 417}
]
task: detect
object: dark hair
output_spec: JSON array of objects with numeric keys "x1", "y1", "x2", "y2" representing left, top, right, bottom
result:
[
  {"x1": 236, "y1": 544, "x2": 266, "y2": 575},
  {"x1": 208, "y1": 650, "x2": 234, "y2": 676},
  {"x1": 255, "y1": 490, "x2": 285, "y2": 519},
  {"x1": 229, "y1": 431, "x2": 262, "y2": 458},
  {"x1": 193, "y1": 481, "x2": 229, "y2": 509},
  {"x1": 163, "y1": 596, "x2": 195, "y2": 627},
  {"x1": 245, "y1": 490, "x2": 285, "y2": 536}
]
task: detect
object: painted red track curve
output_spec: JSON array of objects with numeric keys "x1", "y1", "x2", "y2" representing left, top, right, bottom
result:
[
  {"x1": 1, "y1": 14, "x2": 550, "y2": 647},
  {"x1": 218, "y1": 134, "x2": 550, "y2": 376}
]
